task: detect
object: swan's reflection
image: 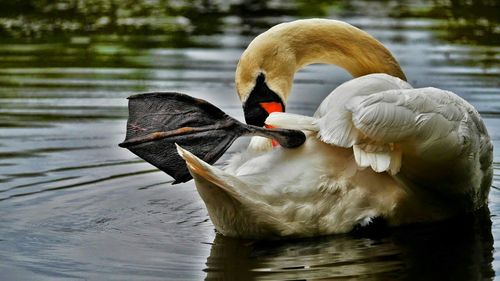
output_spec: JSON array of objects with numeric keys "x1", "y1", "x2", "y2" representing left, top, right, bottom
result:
[{"x1": 204, "y1": 208, "x2": 494, "y2": 280}]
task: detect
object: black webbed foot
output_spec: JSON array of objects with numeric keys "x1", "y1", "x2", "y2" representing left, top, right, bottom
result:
[{"x1": 119, "y1": 92, "x2": 305, "y2": 183}]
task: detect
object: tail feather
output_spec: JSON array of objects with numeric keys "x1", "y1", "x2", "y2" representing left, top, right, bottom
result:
[
  {"x1": 176, "y1": 144, "x2": 249, "y2": 200},
  {"x1": 175, "y1": 144, "x2": 300, "y2": 236}
]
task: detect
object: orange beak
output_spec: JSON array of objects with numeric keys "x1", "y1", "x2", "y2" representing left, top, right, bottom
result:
[
  {"x1": 259, "y1": 102, "x2": 283, "y2": 114},
  {"x1": 259, "y1": 102, "x2": 283, "y2": 147}
]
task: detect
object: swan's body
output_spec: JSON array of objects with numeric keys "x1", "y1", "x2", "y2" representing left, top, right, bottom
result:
[{"x1": 177, "y1": 19, "x2": 493, "y2": 238}]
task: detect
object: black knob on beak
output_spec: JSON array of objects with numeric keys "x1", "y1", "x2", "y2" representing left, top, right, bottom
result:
[{"x1": 243, "y1": 73, "x2": 285, "y2": 127}]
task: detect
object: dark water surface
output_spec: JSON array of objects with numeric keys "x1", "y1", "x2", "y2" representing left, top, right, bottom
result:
[{"x1": 0, "y1": 1, "x2": 499, "y2": 280}]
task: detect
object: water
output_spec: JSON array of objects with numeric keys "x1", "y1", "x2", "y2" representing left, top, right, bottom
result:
[{"x1": 0, "y1": 0, "x2": 499, "y2": 280}]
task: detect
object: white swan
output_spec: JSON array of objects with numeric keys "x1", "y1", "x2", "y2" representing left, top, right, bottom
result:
[{"x1": 176, "y1": 19, "x2": 493, "y2": 238}]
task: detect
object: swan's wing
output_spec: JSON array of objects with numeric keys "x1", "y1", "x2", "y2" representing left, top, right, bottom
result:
[
  {"x1": 266, "y1": 74, "x2": 414, "y2": 174},
  {"x1": 266, "y1": 74, "x2": 412, "y2": 138},
  {"x1": 315, "y1": 73, "x2": 412, "y2": 147},
  {"x1": 323, "y1": 87, "x2": 490, "y2": 176}
]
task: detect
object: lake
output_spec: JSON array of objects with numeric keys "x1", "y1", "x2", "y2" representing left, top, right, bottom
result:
[{"x1": 0, "y1": 0, "x2": 499, "y2": 280}]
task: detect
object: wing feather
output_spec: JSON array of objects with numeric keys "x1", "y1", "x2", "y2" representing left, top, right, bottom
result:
[
  {"x1": 316, "y1": 73, "x2": 412, "y2": 147},
  {"x1": 349, "y1": 88, "x2": 464, "y2": 143},
  {"x1": 342, "y1": 87, "x2": 475, "y2": 174},
  {"x1": 317, "y1": 79, "x2": 481, "y2": 175}
]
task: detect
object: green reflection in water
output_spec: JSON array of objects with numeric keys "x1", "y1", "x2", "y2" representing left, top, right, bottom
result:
[
  {"x1": 395, "y1": 0, "x2": 499, "y2": 45},
  {"x1": 0, "y1": 0, "x2": 498, "y2": 46}
]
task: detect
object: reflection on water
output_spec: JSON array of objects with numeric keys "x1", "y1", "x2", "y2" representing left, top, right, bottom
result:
[
  {"x1": 206, "y1": 209, "x2": 494, "y2": 280},
  {"x1": 395, "y1": 0, "x2": 499, "y2": 45},
  {"x1": 1, "y1": 0, "x2": 498, "y2": 45},
  {"x1": 0, "y1": 0, "x2": 499, "y2": 280}
]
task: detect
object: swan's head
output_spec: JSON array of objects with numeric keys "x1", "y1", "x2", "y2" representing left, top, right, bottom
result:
[
  {"x1": 235, "y1": 31, "x2": 296, "y2": 127},
  {"x1": 238, "y1": 72, "x2": 286, "y2": 127},
  {"x1": 235, "y1": 18, "x2": 407, "y2": 127}
]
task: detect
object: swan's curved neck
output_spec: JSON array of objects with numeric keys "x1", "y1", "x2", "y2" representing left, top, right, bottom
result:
[
  {"x1": 236, "y1": 19, "x2": 406, "y2": 102},
  {"x1": 291, "y1": 22, "x2": 406, "y2": 79}
]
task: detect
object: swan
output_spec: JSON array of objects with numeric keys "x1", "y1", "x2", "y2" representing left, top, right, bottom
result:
[{"x1": 175, "y1": 19, "x2": 493, "y2": 238}]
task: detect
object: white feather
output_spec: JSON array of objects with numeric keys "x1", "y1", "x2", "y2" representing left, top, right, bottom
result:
[{"x1": 265, "y1": 112, "x2": 318, "y2": 131}]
